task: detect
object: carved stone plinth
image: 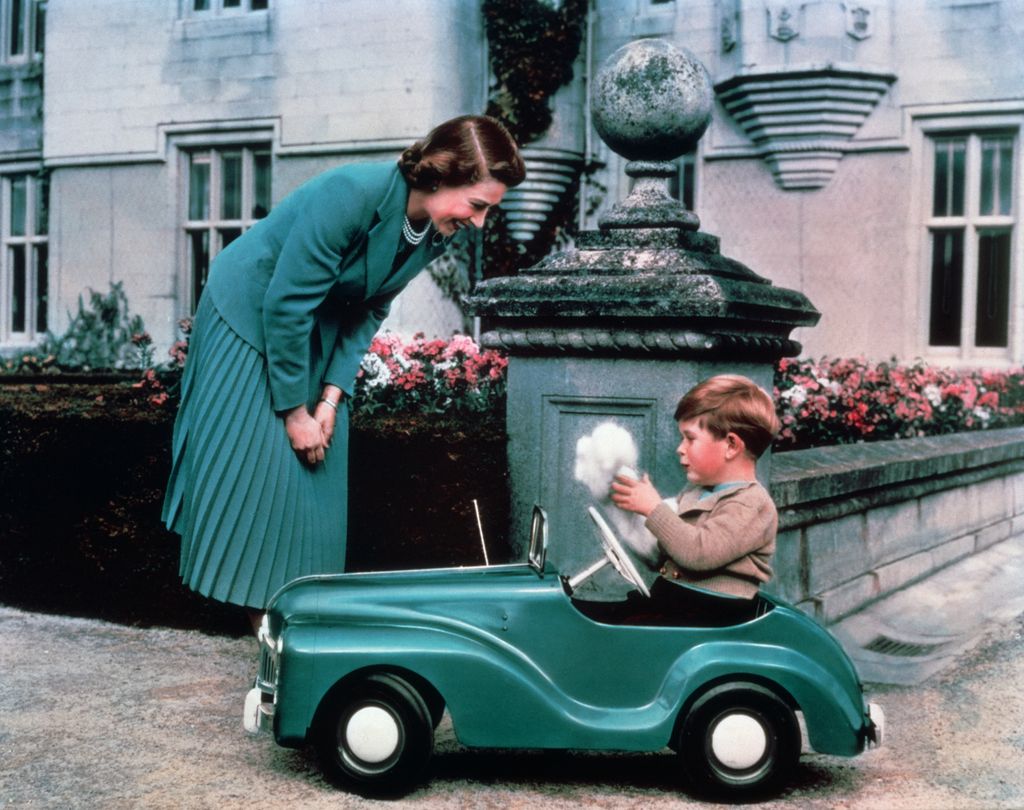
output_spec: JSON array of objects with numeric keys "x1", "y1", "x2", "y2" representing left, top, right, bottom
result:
[{"x1": 466, "y1": 40, "x2": 819, "y2": 596}]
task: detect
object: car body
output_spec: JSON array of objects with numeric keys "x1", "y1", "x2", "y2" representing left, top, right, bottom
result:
[{"x1": 245, "y1": 507, "x2": 883, "y2": 797}]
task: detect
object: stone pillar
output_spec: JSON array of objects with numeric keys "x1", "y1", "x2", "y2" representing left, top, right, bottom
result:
[{"x1": 467, "y1": 39, "x2": 820, "y2": 598}]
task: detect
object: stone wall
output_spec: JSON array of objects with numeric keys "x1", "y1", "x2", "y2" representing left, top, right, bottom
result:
[
  {"x1": 768, "y1": 427, "x2": 1024, "y2": 623},
  {"x1": 43, "y1": 0, "x2": 485, "y2": 161}
]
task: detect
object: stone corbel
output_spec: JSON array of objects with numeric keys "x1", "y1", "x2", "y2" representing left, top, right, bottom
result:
[
  {"x1": 499, "y1": 147, "x2": 584, "y2": 242},
  {"x1": 715, "y1": 64, "x2": 896, "y2": 190}
]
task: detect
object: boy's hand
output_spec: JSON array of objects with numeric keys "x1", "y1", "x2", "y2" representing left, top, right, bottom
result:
[{"x1": 611, "y1": 473, "x2": 662, "y2": 517}]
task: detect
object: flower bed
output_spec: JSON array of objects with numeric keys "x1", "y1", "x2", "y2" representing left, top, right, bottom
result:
[
  {"x1": 10, "y1": 326, "x2": 1024, "y2": 455},
  {"x1": 355, "y1": 332, "x2": 507, "y2": 415},
  {"x1": 774, "y1": 357, "x2": 1024, "y2": 451}
]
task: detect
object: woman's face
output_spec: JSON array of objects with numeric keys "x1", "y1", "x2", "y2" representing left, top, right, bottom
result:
[{"x1": 421, "y1": 178, "x2": 507, "y2": 236}]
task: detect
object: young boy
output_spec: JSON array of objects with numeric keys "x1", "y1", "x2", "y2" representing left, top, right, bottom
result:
[{"x1": 611, "y1": 374, "x2": 780, "y2": 610}]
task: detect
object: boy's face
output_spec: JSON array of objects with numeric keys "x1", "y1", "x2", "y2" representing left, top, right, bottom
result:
[{"x1": 675, "y1": 418, "x2": 733, "y2": 487}]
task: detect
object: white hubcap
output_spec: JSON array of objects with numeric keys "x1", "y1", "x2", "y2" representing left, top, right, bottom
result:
[
  {"x1": 710, "y1": 713, "x2": 768, "y2": 770},
  {"x1": 345, "y1": 706, "x2": 401, "y2": 763}
]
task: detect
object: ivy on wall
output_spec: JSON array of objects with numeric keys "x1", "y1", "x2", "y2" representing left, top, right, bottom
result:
[
  {"x1": 479, "y1": 0, "x2": 588, "y2": 279},
  {"x1": 483, "y1": 0, "x2": 588, "y2": 144}
]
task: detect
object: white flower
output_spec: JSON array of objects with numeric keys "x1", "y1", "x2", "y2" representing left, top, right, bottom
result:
[
  {"x1": 973, "y1": 406, "x2": 992, "y2": 423},
  {"x1": 814, "y1": 375, "x2": 842, "y2": 396},
  {"x1": 360, "y1": 353, "x2": 392, "y2": 389},
  {"x1": 781, "y1": 384, "x2": 807, "y2": 407},
  {"x1": 923, "y1": 384, "x2": 942, "y2": 407}
]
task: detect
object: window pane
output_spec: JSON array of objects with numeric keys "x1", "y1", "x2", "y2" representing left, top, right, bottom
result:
[
  {"x1": 189, "y1": 157, "x2": 210, "y2": 221},
  {"x1": 225, "y1": 0, "x2": 242, "y2": 7},
  {"x1": 10, "y1": 175, "x2": 26, "y2": 235},
  {"x1": 193, "y1": 0, "x2": 210, "y2": 11},
  {"x1": 933, "y1": 139, "x2": 966, "y2": 217},
  {"x1": 251, "y1": 0, "x2": 268, "y2": 9},
  {"x1": 10, "y1": 246, "x2": 26, "y2": 333},
  {"x1": 10, "y1": 0, "x2": 25, "y2": 56},
  {"x1": 681, "y1": 156, "x2": 695, "y2": 211},
  {"x1": 997, "y1": 139, "x2": 1013, "y2": 216},
  {"x1": 975, "y1": 230, "x2": 1011, "y2": 347},
  {"x1": 219, "y1": 227, "x2": 242, "y2": 250},
  {"x1": 928, "y1": 229, "x2": 964, "y2": 346},
  {"x1": 34, "y1": 0, "x2": 45, "y2": 55},
  {"x1": 980, "y1": 136, "x2": 1014, "y2": 217},
  {"x1": 35, "y1": 244, "x2": 48, "y2": 333},
  {"x1": 253, "y1": 152, "x2": 271, "y2": 218},
  {"x1": 190, "y1": 230, "x2": 210, "y2": 312},
  {"x1": 221, "y1": 152, "x2": 242, "y2": 220},
  {"x1": 35, "y1": 175, "x2": 48, "y2": 235}
]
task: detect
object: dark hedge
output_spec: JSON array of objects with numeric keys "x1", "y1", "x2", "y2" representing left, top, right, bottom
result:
[{"x1": 0, "y1": 383, "x2": 510, "y2": 636}]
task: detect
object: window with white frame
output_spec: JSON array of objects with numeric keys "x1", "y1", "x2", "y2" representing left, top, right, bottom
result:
[
  {"x1": 184, "y1": 145, "x2": 271, "y2": 312},
  {"x1": 1, "y1": 171, "x2": 48, "y2": 343},
  {"x1": 925, "y1": 129, "x2": 1018, "y2": 360},
  {"x1": 2, "y1": 0, "x2": 44, "y2": 62},
  {"x1": 188, "y1": 0, "x2": 268, "y2": 14}
]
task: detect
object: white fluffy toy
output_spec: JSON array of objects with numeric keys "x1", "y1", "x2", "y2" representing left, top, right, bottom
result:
[{"x1": 573, "y1": 421, "x2": 669, "y2": 570}]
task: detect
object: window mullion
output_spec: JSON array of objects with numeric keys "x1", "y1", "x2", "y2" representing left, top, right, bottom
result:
[
  {"x1": 960, "y1": 136, "x2": 983, "y2": 354},
  {"x1": 23, "y1": 178, "x2": 34, "y2": 335},
  {"x1": 1011, "y1": 144, "x2": 1023, "y2": 362},
  {"x1": 242, "y1": 146, "x2": 253, "y2": 230},
  {"x1": 209, "y1": 151, "x2": 222, "y2": 263},
  {"x1": 0, "y1": 177, "x2": 7, "y2": 340}
]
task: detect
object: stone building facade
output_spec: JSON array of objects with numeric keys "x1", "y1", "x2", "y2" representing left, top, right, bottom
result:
[{"x1": 0, "y1": 0, "x2": 1020, "y2": 367}]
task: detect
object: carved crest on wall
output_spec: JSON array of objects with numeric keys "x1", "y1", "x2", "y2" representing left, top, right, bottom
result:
[
  {"x1": 720, "y1": 0, "x2": 739, "y2": 52},
  {"x1": 721, "y1": 12, "x2": 737, "y2": 52},
  {"x1": 768, "y1": 3, "x2": 801, "y2": 42},
  {"x1": 843, "y1": 3, "x2": 873, "y2": 40}
]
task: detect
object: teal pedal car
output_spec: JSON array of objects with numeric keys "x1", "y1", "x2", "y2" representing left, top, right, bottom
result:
[{"x1": 244, "y1": 506, "x2": 883, "y2": 798}]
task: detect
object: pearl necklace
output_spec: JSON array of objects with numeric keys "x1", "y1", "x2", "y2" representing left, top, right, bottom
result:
[{"x1": 402, "y1": 215, "x2": 431, "y2": 245}]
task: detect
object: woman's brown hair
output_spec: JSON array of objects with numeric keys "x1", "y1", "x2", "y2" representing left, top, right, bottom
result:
[{"x1": 398, "y1": 115, "x2": 525, "y2": 191}]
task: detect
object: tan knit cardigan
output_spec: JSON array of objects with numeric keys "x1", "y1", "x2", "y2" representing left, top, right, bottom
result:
[{"x1": 644, "y1": 480, "x2": 777, "y2": 598}]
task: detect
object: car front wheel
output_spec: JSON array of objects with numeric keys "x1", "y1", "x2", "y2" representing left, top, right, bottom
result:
[
  {"x1": 315, "y1": 673, "x2": 433, "y2": 797},
  {"x1": 678, "y1": 682, "x2": 800, "y2": 797}
]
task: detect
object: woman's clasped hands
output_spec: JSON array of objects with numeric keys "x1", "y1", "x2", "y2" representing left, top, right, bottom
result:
[{"x1": 285, "y1": 386, "x2": 343, "y2": 466}]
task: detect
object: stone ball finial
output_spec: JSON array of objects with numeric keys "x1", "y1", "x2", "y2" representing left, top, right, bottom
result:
[{"x1": 592, "y1": 38, "x2": 714, "y2": 161}]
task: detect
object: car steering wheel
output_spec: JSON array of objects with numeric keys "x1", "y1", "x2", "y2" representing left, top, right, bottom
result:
[{"x1": 587, "y1": 506, "x2": 651, "y2": 597}]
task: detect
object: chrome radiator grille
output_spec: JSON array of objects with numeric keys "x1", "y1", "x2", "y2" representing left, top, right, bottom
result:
[{"x1": 256, "y1": 640, "x2": 279, "y2": 694}]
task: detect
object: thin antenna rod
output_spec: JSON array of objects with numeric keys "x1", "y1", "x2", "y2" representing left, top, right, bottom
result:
[{"x1": 473, "y1": 499, "x2": 490, "y2": 565}]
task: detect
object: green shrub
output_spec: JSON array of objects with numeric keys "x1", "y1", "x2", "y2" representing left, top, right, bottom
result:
[{"x1": 41, "y1": 282, "x2": 148, "y2": 371}]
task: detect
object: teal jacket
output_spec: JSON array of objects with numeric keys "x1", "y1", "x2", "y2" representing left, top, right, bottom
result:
[{"x1": 205, "y1": 161, "x2": 447, "y2": 412}]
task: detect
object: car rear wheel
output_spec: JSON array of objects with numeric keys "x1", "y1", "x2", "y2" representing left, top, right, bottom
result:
[
  {"x1": 316, "y1": 673, "x2": 433, "y2": 796},
  {"x1": 678, "y1": 682, "x2": 800, "y2": 798}
]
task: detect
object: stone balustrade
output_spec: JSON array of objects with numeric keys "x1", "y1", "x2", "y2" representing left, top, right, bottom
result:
[{"x1": 768, "y1": 427, "x2": 1024, "y2": 623}]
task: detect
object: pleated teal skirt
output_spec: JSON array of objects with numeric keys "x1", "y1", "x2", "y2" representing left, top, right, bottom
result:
[{"x1": 162, "y1": 294, "x2": 348, "y2": 609}]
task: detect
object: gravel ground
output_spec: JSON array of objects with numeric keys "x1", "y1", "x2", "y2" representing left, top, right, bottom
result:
[{"x1": 1, "y1": 604, "x2": 1022, "y2": 810}]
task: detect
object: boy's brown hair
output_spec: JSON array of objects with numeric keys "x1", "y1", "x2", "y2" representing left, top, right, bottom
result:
[{"x1": 673, "y1": 374, "x2": 780, "y2": 458}]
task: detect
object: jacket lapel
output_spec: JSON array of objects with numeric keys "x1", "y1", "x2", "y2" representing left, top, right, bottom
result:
[
  {"x1": 364, "y1": 167, "x2": 408, "y2": 298},
  {"x1": 377, "y1": 236, "x2": 448, "y2": 297}
]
